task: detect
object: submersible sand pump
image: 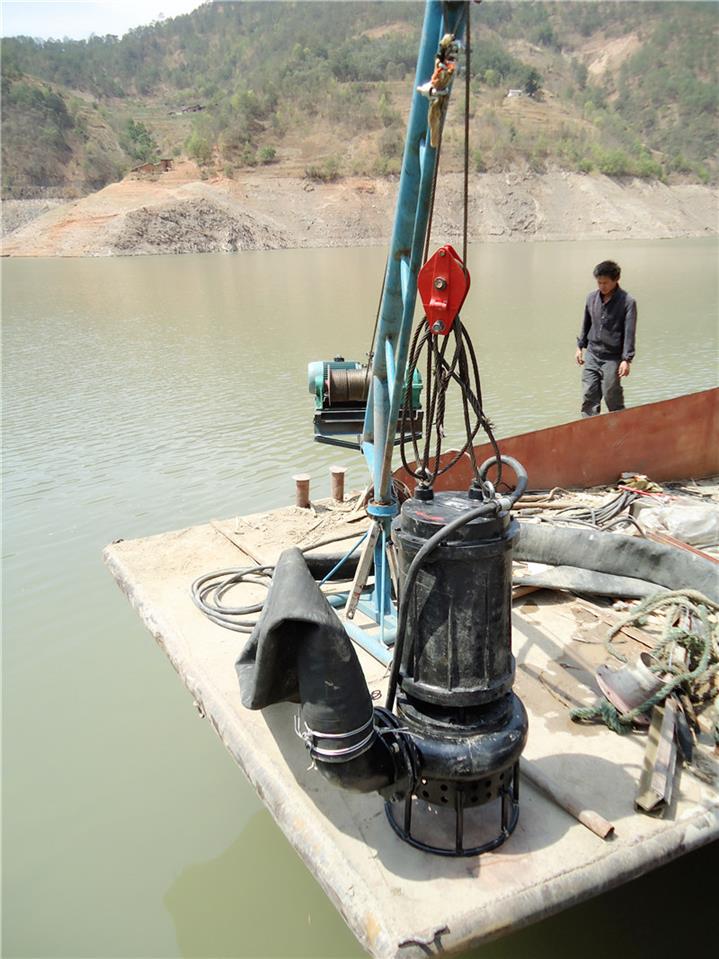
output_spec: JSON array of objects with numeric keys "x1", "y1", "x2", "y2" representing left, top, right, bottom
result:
[
  {"x1": 234, "y1": 456, "x2": 528, "y2": 857},
  {"x1": 384, "y1": 461, "x2": 528, "y2": 855}
]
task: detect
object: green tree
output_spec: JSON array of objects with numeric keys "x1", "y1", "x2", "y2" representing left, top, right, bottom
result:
[
  {"x1": 122, "y1": 119, "x2": 158, "y2": 162},
  {"x1": 523, "y1": 68, "x2": 542, "y2": 99},
  {"x1": 186, "y1": 131, "x2": 212, "y2": 164}
]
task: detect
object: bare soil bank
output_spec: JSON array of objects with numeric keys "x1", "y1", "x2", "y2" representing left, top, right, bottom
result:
[{"x1": 2, "y1": 162, "x2": 717, "y2": 257}]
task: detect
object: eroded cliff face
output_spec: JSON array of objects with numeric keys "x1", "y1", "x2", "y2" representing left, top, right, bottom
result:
[{"x1": 2, "y1": 163, "x2": 717, "y2": 257}]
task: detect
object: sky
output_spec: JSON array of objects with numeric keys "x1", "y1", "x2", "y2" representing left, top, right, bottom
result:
[{"x1": 0, "y1": 0, "x2": 206, "y2": 41}]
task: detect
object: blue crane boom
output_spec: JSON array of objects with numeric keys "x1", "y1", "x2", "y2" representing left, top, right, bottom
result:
[
  {"x1": 350, "y1": 1, "x2": 469, "y2": 659},
  {"x1": 307, "y1": 1, "x2": 471, "y2": 664},
  {"x1": 362, "y1": 0, "x2": 468, "y2": 504}
]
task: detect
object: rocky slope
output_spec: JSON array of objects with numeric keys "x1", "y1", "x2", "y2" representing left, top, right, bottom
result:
[{"x1": 2, "y1": 161, "x2": 717, "y2": 257}]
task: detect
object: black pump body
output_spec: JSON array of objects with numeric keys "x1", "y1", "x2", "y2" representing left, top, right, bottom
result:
[
  {"x1": 394, "y1": 492, "x2": 517, "y2": 708},
  {"x1": 238, "y1": 484, "x2": 529, "y2": 856}
]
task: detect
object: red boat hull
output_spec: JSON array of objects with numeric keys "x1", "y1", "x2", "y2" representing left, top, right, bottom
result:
[{"x1": 394, "y1": 388, "x2": 719, "y2": 492}]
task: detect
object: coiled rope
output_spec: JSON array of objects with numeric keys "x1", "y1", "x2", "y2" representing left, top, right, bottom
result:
[{"x1": 570, "y1": 589, "x2": 719, "y2": 740}]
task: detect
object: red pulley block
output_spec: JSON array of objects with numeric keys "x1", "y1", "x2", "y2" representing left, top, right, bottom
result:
[{"x1": 417, "y1": 244, "x2": 470, "y2": 336}]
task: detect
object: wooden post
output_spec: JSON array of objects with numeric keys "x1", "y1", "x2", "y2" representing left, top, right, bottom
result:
[
  {"x1": 293, "y1": 473, "x2": 311, "y2": 509},
  {"x1": 330, "y1": 465, "x2": 347, "y2": 502}
]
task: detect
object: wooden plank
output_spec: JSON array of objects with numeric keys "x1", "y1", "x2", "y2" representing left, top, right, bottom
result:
[{"x1": 636, "y1": 699, "x2": 679, "y2": 816}]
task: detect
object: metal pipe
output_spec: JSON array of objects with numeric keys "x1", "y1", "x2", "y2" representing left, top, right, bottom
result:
[
  {"x1": 373, "y1": 373, "x2": 388, "y2": 497},
  {"x1": 521, "y1": 762, "x2": 614, "y2": 840},
  {"x1": 342, "y1": 619, "x2": 393, "y2": 667},
  {"x1": 385, "y1": 338, "x2": 396, "y2": 398}
]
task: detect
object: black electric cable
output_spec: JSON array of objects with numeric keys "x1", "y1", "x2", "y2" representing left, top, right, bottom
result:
[
  {"x1": 551, "y1": 490, "x2": 640, "y2": 527},
  {"x1": 602, "y1": 514, "x2": 646, "y2": 535},
  {"x1": 399, "y1": 315, "x2": 501, "y2": 488},
  {"x1": 191, "y1": 529, "x2": 369, "y2": 634}
]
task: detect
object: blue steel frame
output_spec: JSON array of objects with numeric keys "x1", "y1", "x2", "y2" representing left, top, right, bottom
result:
[{"x1": 342, "y1": 0, "x2": 468, "y2": 664}]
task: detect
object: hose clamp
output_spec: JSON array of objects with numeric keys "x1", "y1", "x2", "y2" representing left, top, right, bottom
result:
[{"x1": 294, "y1": 714, "x2": 376, "y2": 762}]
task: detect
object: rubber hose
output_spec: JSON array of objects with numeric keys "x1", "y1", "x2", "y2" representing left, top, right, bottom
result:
[
  {"x1": 515, "y1": 522, "x2": 719, "y2": 603},
  {"x1": 237, "y1": 548, "x2": 406, "y2": 793}
]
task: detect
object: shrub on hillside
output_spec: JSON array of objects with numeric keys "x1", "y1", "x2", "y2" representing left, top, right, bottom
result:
[
  {"x1": 304, "y1": 156, "x2": 340, "y2": 182},
  {"x1": 186, "y1": 132, "x2": 212, "y2": 165}
]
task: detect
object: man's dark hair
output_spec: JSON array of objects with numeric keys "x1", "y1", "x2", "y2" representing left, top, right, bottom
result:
[{"x1": 593, "y1": 260, "x2": 621, "y2": 280}]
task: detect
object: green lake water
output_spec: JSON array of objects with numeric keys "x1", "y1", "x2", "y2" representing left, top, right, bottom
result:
[{"x1": 2, "y1": 238, "x2": 717, "y2": 958}]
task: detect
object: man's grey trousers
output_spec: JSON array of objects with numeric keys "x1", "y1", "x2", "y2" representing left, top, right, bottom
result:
[{"x1": 581, "y1": 350, "x2": 625, "y2": 417}]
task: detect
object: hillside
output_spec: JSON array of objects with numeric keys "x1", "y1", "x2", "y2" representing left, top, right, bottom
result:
[
  {"x1": 2, "y1": 0, "x2": 717, "y2": 202},
  {"x1": 3, "y1": 161, "x2": 716, "y2": 257},
  {"x1": 0, "y1": 75, "x2": 127, "y2": 197}
]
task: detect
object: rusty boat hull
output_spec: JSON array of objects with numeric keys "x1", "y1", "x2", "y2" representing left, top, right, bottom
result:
[{"x1": 394, "y1": 388, "x2": 719, "y2": 492}]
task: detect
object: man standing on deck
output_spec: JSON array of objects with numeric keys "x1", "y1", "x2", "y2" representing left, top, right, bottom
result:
[{"x1": 575, "y1": 260, "x2": 637, "y2": 417}]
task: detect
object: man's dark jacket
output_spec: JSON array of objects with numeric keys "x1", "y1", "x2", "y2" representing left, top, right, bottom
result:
[{"x1": 577, "y1": 287, "x2": 637, "y2": 361}]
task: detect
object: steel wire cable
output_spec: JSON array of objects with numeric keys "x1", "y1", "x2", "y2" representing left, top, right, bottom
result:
[
  {"x1": 399, "y1": 315, "x2": 501, "y2": 489},
  {"x1": 398, "y1": 7, "x2": 502, "y2": 494},
  {"x1": 363, "y1": 258, "x2": 388, "y2": 397}
]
